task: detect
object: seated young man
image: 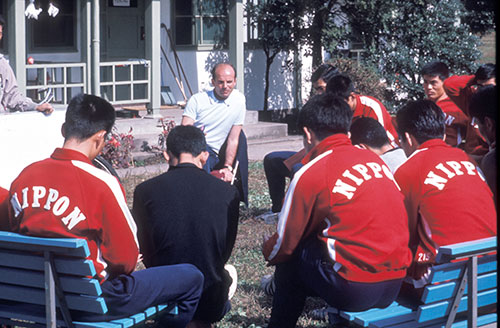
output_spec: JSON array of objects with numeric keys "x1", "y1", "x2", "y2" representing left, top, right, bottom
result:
[
  {"x1": 326, "y1": 73, "x2": 399, "y2": 147},
  {"x1": 262, "y1": 93, "x2": 412, "y2": 327},
  {"x1": 6, "y1": 94, "x2": 204, "y2": 326},
  {"x1": 133, "y1": 125, "x2": 240, "y2": 327},
  {"x1": 259, "y1": 63, "x2": 339, "y2": 222},
  {"x1": 468, "y1": 85, "x2": 497, "y2": 203},
  {"x1": 350, "y1": 117, "x2": 407, "y2": 173},
  {"x1": 443, "y1": 63, "x2": 495, "y2": 157},
  {"x1": 394, "y1": 99, "x2": 496, "y2": 289}
]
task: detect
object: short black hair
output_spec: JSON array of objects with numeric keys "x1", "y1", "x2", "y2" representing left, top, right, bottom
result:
[
  {"x1": 421, "y1": 61, "x2": 449, "y2": 81},
  {"x1": 211, "y1": 62, "x2": 236, "y2": 80},
  {"x1": 0, "y1": 15, "x2": 4, "y2": 27},
  {"x1": 396, "y1": 99, "x2": 445, "y2": 144},
  {"x1": 297, "y1": 93, "x2": 353, "y2": 140},
  {"x1": 63, "y1": 94, "x2": 115, "y2": 141},
  {"x1": 469, "y1": 85, "x2": 497, "y2": 124},
  {"x1": 166, "y1": 125, "x2": 207, "y2": 158},
  {"x1": 326, "y1": 74, "x2": 355, "y2": 99},
  {"x1": 350, "y1": 117, "x2": 390, "y2": 148},
  {"x1": 311, "y1": 63, "x2": 339, "y2": 84},
  {"x1": 474, "y1": 63, "x2": 496, "y2": 82}
]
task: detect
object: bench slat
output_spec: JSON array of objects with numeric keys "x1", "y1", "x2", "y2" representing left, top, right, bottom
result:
[
  {"x1": 0, "y1": 267, "x2": 101, "y2": 296},
  {"x1": 417, "y1": 289, "x2": 496, "y2": 323},
  {"x1": 435, "y1": 237, "x2": 496, "y2": 263},
  {"x1": 425, "y1": 313, "x2": 497, "y2": 328},
  {"x1": 429, "y1": 255, "x2": 496, "y2": 284},
  {"x1": 368, "y1": 312, "x2": 418, "y2": 328},
  {"x1": 0, "y1": 251, "x2": 96, "y2": 276},
  {"x1": 0, "y1": 284, "x2": 107, "y2": 313},
  {"x1": 0, "y1": 232, "x2": 89, "y2": 257},
  {"x1": 422, "y1": 272, "x2": 496, "y2": 303},
  {"x1": 352, "y1": 305, "x2": 413, "y2": 327},
  {"x1": 74, "y1": 322, "x2": 123, "y2": 328},
  {"x1": 341, "y1": 302, "x2": 400, "y2": 321}
]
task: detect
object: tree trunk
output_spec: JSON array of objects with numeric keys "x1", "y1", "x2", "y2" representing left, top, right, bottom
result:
[{"x1": 263, "y1": 51, "x2": 277, "y2": 112}]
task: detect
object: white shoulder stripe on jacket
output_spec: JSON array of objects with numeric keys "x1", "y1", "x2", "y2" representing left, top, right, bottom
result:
[
  {"x1": 268, "y1": 150, "x2": 333, "y2": 261},
  {"x1": 71, "y1": 160, "x2": 139, "y2": 248}
]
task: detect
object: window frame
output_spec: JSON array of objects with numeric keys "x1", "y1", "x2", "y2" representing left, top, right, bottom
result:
[
  {"x1": 173, "y1": 0, "x2": 228, "y2": 50},
  {"x1": 26, "y1": 0, "x2": 78, "y2": 53}
]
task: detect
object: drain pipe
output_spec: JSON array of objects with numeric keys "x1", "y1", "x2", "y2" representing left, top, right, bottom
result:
[{"x1": 91, "y1": 0, "x2": 101, "y2": 96}]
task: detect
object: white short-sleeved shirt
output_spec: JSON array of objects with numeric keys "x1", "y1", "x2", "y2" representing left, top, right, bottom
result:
[{"x1": 183, "y1": 89, "x2": 246, "y2": 153}]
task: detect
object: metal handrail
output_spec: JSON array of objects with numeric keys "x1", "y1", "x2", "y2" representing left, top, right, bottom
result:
[{"x1": 24, "y1": 60, "x2": 151, "y2": 105}]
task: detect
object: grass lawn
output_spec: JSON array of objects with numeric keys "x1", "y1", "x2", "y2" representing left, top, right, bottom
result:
[{"x1": 122, "y1": 161, "x2": 330, "y2": 327}]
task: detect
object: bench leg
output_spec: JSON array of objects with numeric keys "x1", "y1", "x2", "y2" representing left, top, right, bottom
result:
[
  {"x1": 44, "y1": 252, "x2": 57, "y2": 328},
  {"x1": 467, "y1": 256, "x2": 478, "y2": 328},
  {"x1": 445, "y1": 261, "x2": 469, "y2": 328}
]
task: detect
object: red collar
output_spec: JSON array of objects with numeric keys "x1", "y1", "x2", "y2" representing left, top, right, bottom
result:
[
  {"x1": 302, "y1": 134, "x2": 351, "y2": 164},
  {"x1": 51, "y1": 148, "x2": 92, "y2": 164}
]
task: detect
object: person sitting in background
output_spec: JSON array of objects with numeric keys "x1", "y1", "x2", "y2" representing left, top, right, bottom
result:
[
  {"x1": 5, "y1": 94, "x2": 203, "y2": 326},
  {"x1": 0, "y1": 15, "x2": 53, "y2": 114},
  {"x1": 258, "y1": 63, "x2": 339, "y2": 222},
  {"x1": 133, "y1": 125, "x2": 240, "y2": 328},
  {"x1": 468, "y1": 85, "x2": 497, "y2": 204},
  {"x1": 262, "y1": 93, "x2": 411, "y2": 327},
  {"x1": 350, "y1": 117, "x2": 407, "y2": 173},
  {"x1": 394, "y1": 99, "x2": 496, "y2": 292},
  {"x1": 443, "y1": 63, "x2": 495, "y2": 157},
  {"x1": 326, "y1": 73, "x2": 398, "y2": 147},
  {"x1": 420, "y1": 61, "x2": 485, "y2": 155}
]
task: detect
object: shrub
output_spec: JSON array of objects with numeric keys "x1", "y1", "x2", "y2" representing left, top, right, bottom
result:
[{"x1": 101, "y1": 127, "x2": 135, "y2": 169}]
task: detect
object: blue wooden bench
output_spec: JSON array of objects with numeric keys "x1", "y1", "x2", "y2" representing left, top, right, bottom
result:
[
  {"x1": 0, "y1": 231, "x2": 177, "y2": 328},
  {"x1": 327, "y1": 237, "x2": 497, "y2": 328}
]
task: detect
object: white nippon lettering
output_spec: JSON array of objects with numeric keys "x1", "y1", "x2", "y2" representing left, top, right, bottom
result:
[
  {"x1": 332, "y1": 179, "x2": 357, "y2": 199},
  {"x1": 10, "y1": 193, "x2": 22, "y2": 217},
  {"x1": 352, "y1": 164, "x2": 372, "y2": 180},
  {"x1": 61, "y1": 206, "x2": 86, "y2": 230},
  {"x1": 366, "y1": 162, "x2": 383, "y2": 178},
  {"x1": 21, "y1": 187, "x2": 29, "y2": 209},
  {"x1": 342, "y1": 169, "x2": 363, "y2": 186},
  {"x1": 424, "y1": 171, "x2": 448, "y2": 190},
  {"x1": 447, "y1": 161, "x2": 464, "y2": 175},
  {"x1": 435, "y1": 163, "x2": 455, "y2": 178},
  {"x1": 52, "y1": 196, "x2": 70, "y2": 216},
  {"x1": 44, "y1": 188, "x2": 59, "y2": 210},
  {"x1": 444, "y1": 115, "x2": 455, "y2": 126},
  {"x1": 461, "y1": 161, "x2": 476, "y2": 175},
  {"x1": 32, "y1": 186, "x2": 46, "y2": 208},
  {"x1": 425, "y1": 161, "x2": 480, "y2": 190}
]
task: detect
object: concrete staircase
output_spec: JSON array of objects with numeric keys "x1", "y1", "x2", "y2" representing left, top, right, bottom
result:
[{"x1": 114, "y1": 108, "x2": 300, "y2": 162}]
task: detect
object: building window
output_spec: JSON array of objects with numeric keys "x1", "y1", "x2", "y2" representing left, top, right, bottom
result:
[
  {"x1": 174, "y1": 0, "x2": 228, "y2": 47},
  {"x1": 28, "y1": 0, "x2": 76, "y2": 52}
]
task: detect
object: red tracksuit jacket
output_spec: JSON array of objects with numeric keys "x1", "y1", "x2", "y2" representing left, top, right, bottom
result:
[
  {"x1": 353, "y1": 94, "x2": 399, "y2": 147},
  {"x1": 394, "y1": 139, "x2": 496, "y2": 273},
  {"x1": 263, "y1": 134, "x2": 412, "y2": 283},
  {"x1": 443, "y1": 75, "x2": 489, "y2": 155},
  {"x1": 8, "y1": 148, "x2": 139, "y2": 281}
]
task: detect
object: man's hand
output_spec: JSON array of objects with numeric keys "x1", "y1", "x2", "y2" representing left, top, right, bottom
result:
[
  {"x1": 36, "y1": 102, "x2": 54, "y2": 115},
  {"x1": 262, "y1": 233, "x2": 271, "y2": 251},
  {"x1": 219, "y1": 167, "x2": 234, "y2": 183}
]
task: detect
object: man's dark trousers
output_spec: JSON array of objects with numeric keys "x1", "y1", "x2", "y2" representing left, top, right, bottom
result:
[
  {"x1": 204, "y1": 131, "x2": 248, "y2": 206},
  {"x1": 263, "y1": 151, "x2": 303, "y2": 213},
  {"x1": 267, "y1": 238, "x2": 404, "y2": 328}
]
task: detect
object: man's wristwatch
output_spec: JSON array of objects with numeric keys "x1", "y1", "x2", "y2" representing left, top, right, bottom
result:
[{"x1": 223, "y1": 165, "x2": 233, "y2": 171}]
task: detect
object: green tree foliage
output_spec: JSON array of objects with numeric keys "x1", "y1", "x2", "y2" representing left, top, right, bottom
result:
[
  {"x1": 246, "y1": 0, "x2": 344, "y2": 110},
  {"x1": 340, "y1": 0, "x2": 483, "y2": 110},
  {"x1": 327, "y1": 58, "x2": 387, "y2": 103}
]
